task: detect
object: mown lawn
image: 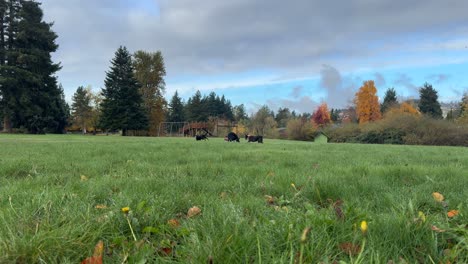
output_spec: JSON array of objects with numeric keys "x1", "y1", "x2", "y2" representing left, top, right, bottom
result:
[{"x1": 0, "y1": 134, "x2": 467, "y2": 263}]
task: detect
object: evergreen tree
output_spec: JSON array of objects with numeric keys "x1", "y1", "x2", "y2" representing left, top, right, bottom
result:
[
  {"x1": 167, "y1": 90, "x2": 185, "y2": 122},
  {"x1": 220, "y1": 95, "x2": 234, "y2": 120},
  {"x1": 330, "y1": 108, "x2": 340, "y2": 122},
  {"x1": 0, "y1": 1, "x2": 66, "y2": 133},
  {"x1": 0, "y1": 0, "x2": 21, "y2": 132},
  {"x1": 381, "y1": 87, "x2": 398, "y2": 113},
  {"x1": 275, "y1": 107, "x2": 291, "y2": 127},
  {"x1": 233, "y1": 104, "x2": 248, "y2": 122},
  {"x1": 185, "y1": 90, "x2": 205, "y2": 121},
  {"x1": 99, "y1": 46, "x2": 148, "y2": 136},
  {"x1": 133, "y1": 50, "x2": 167, "y2": 136},
  {"x1": 418, "y1": 83, "x2": 442, "y2": 119},
  {"x1": 71, "y1": 86, "x2": 92, "y2": 133},
  {"x1": 445, "y1": 108, "x2": 454, "y2": 121}
]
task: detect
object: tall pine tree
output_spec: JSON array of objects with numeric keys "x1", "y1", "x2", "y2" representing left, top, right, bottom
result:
[
  {"x1": 418, "y1": 83, "x2": 442, "y2": 119},
  {"x1": 99, "y1": 46, "x2": 148, "y2": 136},
  {"x1": 381, "y1": 87, "x2": 398, "y2": 113},
  {"x1": 71, "y1": 86, "x2": 92, "y2": 133},
  {"x1": 0, "y1": 0, "x2": 67, "y2": 133},
  {"x1": 167, "y1": 90, "x2": 185, "y2": 122}
]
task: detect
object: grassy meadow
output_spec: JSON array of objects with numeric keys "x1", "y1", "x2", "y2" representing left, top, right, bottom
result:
[{"x1": 0, "y1": 134, "x2": 467, "y2": 263}]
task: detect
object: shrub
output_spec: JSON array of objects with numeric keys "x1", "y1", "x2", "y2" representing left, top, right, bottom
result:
[
  {"x1": 286, "y1": 119, "x2": 316, "y2": 141},
  {"x1": 326, "y1": 112, "x2": 468, "y2": 146}
]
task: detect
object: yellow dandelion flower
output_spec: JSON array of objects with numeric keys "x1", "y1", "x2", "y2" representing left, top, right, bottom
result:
[
  {"x1": 121, "y1": 207, "x2": 130, "y2": 214},
  {"x1": 360, "y1": 221, "x2": 368, "y2": 234}
]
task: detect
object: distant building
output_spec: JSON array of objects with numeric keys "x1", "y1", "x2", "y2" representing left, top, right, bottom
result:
[{"x1": 313, "y1": 132, "x2": 329, "y2": 143}]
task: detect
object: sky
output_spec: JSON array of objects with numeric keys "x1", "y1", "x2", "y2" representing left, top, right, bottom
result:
[{"x1": 41, "y1": 0, "x2": 468, "y2": 113}]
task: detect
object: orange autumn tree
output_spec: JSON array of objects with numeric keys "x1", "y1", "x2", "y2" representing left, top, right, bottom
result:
[
  {"x1": 312, "y1": 103, "x2": 332, "y2": 127},
  {"x1": 355, "y1": 80, "x2": 381, "y2": 124}
]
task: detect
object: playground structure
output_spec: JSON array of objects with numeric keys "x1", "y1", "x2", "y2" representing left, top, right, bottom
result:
[{"x1": 158, "y1": 119, "x2": 238, "y2": 137}]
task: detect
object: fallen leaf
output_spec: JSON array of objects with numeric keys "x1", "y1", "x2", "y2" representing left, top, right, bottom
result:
[
  {"x1": 95, "y1": 204, "x2": 107, "y2": 209},
  {"x1": 333, "y1": 200, "x2": 345, "y2": 221},
  {"x1": 80, "y1": 175, "x2": 88, "y2": 181},
  {"x1": 447, "y1": 210, "x2": 459, "y2": 218},
  {"x1": 431, "y1": 225, "x2": 446, "y2": 233},
  {"x1": 160, "y1": 247, "x2": 172, "y2": 256},
  {"x1": 432, "y1": 192, "x2": 444, "y2": 202},
  {"x1": 187, "y1": 206, "x2": 201, "y2": 218},
  {"x1": 93, "y1": 241, "x2": 104, "y2": 257},
  {"x1": 339, "y1": 242, "x2": 361, "y2": 256},
  {"x1": 219, "y1": 192, "x2": 228, "y2": 199},
  {"x1": 81, "y1": 240, "x2": 104, "y2": 264},
  {"x1": 418, "y1": 211, "x2": 426, "y2": 223},
  {"x1": 167, "y1": 218, "x2": 180, "y2": 228},
  {"x1": 264, "y1": 195, "x2": 275, "y2": 205},
  {"x1": 300, "y1": 227, "x2": 311, "y2": 243},
  {"x1": 81, "y1": 256, "x2": 102, "y2": 264}
]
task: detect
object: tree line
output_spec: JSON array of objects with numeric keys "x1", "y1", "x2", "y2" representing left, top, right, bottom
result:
[{"x1": 0, "y1": 1, "x2": 466, "y2": 146}]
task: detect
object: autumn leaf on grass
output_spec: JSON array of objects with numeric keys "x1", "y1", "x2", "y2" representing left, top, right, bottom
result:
[
  {"x1": 414, "y1": 211, "x2": 426, "y2": 224},
  {"x1": 81, "y1": 240, "x2": 103, "y2": 264},
  {"x1": 264, "y1": 195, "x2": 276, "y2": 205},
  {"x1": 339, "y1": 242, "x2": 361, "y2": 256},
  {"x1": 431, "y1": 225, "x2": 446, "y2": 233},
  {"x1": 333, "y1": 200, "x2": 345, "y2": 221},
  {"x1": 80, "y1": 175, "x2": 88, "y2": 181},
  {"x1": 447, "y1": 210, "x2": 459, "y2": 218},
  {"x1": 95, "y1": 204, "x2": 107, "y2": 209},
  {"x1": 168, "y1": 218, "x2": 180, "y2": 228},
  {"x1": 432, "y1": 192, "x2": 444, "y2": 202},
  {"x1": 187, "y1": 206, "x2": 201, "y2": 218}
]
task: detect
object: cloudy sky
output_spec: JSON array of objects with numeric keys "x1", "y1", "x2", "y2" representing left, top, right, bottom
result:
[{"x1": 41, "y1": 0, "x2": 468, "y2": 113}]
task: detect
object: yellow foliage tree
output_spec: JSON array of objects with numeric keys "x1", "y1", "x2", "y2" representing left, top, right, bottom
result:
[
  {"x1": 354, "y1": 80, "x2": 382, "y2": 124},
  {"x1": 386, "y1": 102, "x2": 420, "y2": 116}
]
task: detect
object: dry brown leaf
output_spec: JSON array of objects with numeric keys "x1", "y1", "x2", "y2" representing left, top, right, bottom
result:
[
  {"x1": 339, "y1": 242, "x2": 361, "y2": 256},
  {"x1": 431, "y1": 225, "x2": 446, "y2": 233},
  {"x1": 168, "y1": 218, "x2": 180, "y2": 228},
  {"x1": 187, "y1": 206, "x2": 201, "y2": 218},
  {"x1": 264, "y1": 195, "x2": 275, "y2": 205},
  {"x1": 432, "y1": 192, "x2": 444, "y2": 202}
]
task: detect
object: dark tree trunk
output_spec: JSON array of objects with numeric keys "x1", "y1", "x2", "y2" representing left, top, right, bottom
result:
[{"x1": 3, "y1": 112, "x2": 11, "y2": 132}]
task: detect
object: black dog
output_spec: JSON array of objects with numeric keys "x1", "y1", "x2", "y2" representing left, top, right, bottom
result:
[
  {"x1": 195, "y1": 134, "x2": 208, "y2": 141},
  {"x1": 245, "y1": 134, "x2": 263, "y2": 143},
  {"x1": 225, "y1": 132, "x2": 240, "y2": 142}
]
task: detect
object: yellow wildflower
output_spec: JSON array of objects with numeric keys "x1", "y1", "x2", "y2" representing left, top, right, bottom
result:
[
  {"x1": 121, "y1": 207, "x2": 130, "y2": 214},
  {"x1": 360, "y1": 221, "x2": 368, "y2": 234}
]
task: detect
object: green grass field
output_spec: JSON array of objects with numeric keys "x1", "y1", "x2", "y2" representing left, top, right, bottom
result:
[{"x1": 0, "y1": 134, "x2": 467, "y2": 263}]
